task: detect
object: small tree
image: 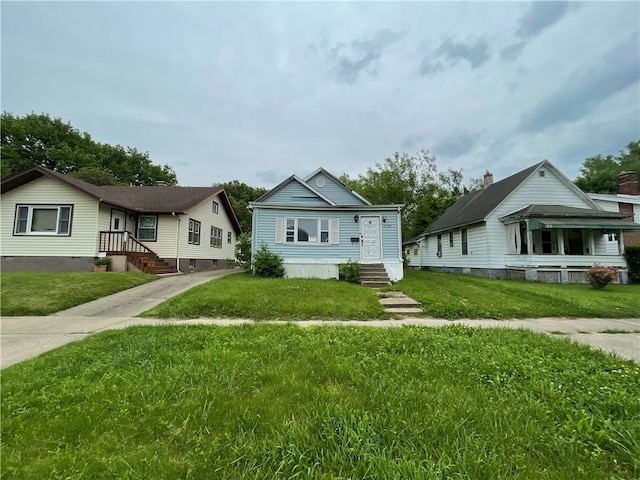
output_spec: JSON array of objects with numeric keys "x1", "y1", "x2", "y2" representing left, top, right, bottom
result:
[
  {"x1": 233, "y1": 232, "x2": 252, "y2": 271},
  {"x1": 252, "y1": 242, "x2": 285, "y2": 278}
]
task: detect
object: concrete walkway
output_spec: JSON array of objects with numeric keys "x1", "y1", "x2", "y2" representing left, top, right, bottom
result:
[{"x1": 2, "y1": 271, "x2": 639, "y2": 367}]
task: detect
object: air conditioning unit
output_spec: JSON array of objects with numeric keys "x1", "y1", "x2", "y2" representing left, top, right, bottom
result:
[{"x1": 436, "y1": 251, "x2": 442, "y2": 257}]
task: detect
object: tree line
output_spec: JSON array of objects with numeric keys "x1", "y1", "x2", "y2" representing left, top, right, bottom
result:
[{"x1": 1, "y1": 111, "x2": 637, "y2": 239}]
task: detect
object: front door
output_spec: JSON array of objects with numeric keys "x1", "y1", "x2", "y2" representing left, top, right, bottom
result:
[
  {"x1": 360, "y1": 216, "x2": 381, "y2": 261},
  {"x1": 111, "y1": 210, "x2": 127, "y2": 232}
]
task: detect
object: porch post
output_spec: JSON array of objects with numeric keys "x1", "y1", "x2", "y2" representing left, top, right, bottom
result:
[
  {"x1": 526, "y1": 220, "x2": 533, "y2": 255},
  {"x1": 558, "y1": 229, "x2": 565, "y2": 255},
  {"x1": 588, "y1": 231, "x2": 595, "y2": 256},
  {"x1": 619, "y1": 230, "x2": 625, "y2": 255}
]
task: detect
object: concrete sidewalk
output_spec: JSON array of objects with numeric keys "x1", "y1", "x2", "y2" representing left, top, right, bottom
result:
[{"x1": 2, "y1": 270, "x2": 639, "y2": 367}]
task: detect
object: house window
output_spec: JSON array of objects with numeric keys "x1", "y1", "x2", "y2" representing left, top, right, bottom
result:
[
  {"x1": 437, "y1": 234, "x2": 442, "y2": 256},
  {"x1": 14, "y1": 205, "x2": 72, "y2": 235},
  {"x1": 461, "y1": 229, "x2": 468, "y2": 255},
  {"x1": 212, "y1": 201, "x2": 219, "y2": 214},
  {"x1": 608, "y1": 233, "x2": 618, "y2": 242},
  {"x1": 188, "y1": 219, "x2": 201, "y2": 244},
  {"x1": 189, "y1": 259, "x2": 196, "y2": 269},
  {"x1": 138, "y1": 215, "x2": 157, "y2": 241},
  {"x1": 210, "y1": 226, "x2": 223, "y2": 248},
  {"x1": 541, "y1": 230, "x2": 553, "y2": 254},
  {"x1": 413, "y1": 248, "x2": 418, "y2": 255},
  {"x1": 449, "y1": 231, "x2": 454, "y2": 247},
  {"x1": 285, "y1": 218, "x2": 330, "y2": 244},
  {"x1": 227, "y1": 231, "x2": 232, "y2": 244}
]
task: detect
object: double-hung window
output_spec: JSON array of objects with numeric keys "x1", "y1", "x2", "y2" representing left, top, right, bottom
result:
[
  {"x1": 14, "y1": 205, "x2": 72, "y2": 235},
  {"x1": 461, "y1": 228, "x2": 468, "y2": 255},
  {"x1": 210, "y1": 226, "x2": 222, "y2": 248},
  {"x1": 188, "y1": 219, "x2": 201, "y2": 244},
  {"x1": 138, "y1": 215, "x2": 157, "y2": 241}
]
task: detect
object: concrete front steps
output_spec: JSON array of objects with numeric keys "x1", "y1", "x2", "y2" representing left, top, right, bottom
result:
[
  {"x1": 360, "y1": 263, "x2": 391, "y2": 288},
  {"x1": 376, "y1": 291, "x2": 423, "y2": 315}
]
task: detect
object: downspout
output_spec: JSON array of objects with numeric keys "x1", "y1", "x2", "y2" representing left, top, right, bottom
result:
[{"x1": 172, "y1": 212, "x2": 182, "y2": 273}]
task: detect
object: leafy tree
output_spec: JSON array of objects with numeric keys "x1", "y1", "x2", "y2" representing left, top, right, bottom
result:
[
  {"x1": 575, "y1": 140, "x2": 640, "y2": 194},
  {"x1": 234, "y1": 232, "x2": 252, "y2": 271},
  {"x1": 1, "y1": 112, "x2": 177, "y2": 185},
  {"x1": 252, "y1": 242, "x2": 285, "y2": 278},
  {"x1": 340, "y1": 149, "x2": 476, "y2": 240},
  {"x1": 219, "y1": 180, "x2": 267, "y2": 233}
]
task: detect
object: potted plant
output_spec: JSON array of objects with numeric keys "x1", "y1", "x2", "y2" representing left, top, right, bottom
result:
[{"x1": 93, "y1": 257, "x2": 111, "y2": 272}]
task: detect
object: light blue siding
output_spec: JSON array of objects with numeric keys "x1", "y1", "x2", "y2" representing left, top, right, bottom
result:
[
  {"x1": 306, "y1": 172, "x2": 368, "y2": 206},
  {"x1": 265, "y1": 181, "x2": 329, "y2": 205},
  {"x1": 252, "y1": 207, "x2": 401, "y2": 261}
]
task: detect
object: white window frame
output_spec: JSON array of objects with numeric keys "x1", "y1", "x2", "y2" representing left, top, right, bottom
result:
[
  {"x1": 212, "y1": 201, "x2": 219, "y2": 214},
  {"x1": 461, "y1": 228, "x2": 468, "y2": 255},
  {"x1": 227, "y1": 231, "x2": 232, "y2": 244},
  {"x1": 14, "y1": 205, "x2": 73, "y2": 236},
  {"x1": 188, "y1": 219, "x2": 201, "y2": 245},
  {"x1": 210, "y1": 226, "x2": 223, "y2": 248},
  {"x1": 137, "y1": 215, "x2": 157, "y2": 241},
  {"x1": 284, "y1": 218, "x2": 332, "y2": 244}
]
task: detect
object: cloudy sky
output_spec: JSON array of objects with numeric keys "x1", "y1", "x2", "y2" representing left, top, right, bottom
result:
[{"x1": 2, "y1": 1, "x2": 638, "y2": 188}]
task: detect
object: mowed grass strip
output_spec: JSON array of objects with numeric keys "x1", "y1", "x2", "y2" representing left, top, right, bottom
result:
[
  {"x1": 2, "y1": 324, "x2": 639, "y2": 479},
  {"x1": 0, "y1": 272, "x2": 157, "y2": 316},
  {"x1": 387, "y1": 269, "x2": 640, "y2": 319},
  {"x1": 142, "y1": 272, "x2": 388, "y2": 320}
]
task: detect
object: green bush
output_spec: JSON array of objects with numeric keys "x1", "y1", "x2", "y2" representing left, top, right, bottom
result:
[
  {"x1": 338, "y1": 259, "x2": 360, "y2": 283},
  {"x1": 623, "y1": 245, "x2": 640, "y2": 284},
  {"x1": 234, "y1": 232, "x2": 252, "y2": 271},
  {"x1": 252, "y1": 242, "x2": 285, "y2": 278}
]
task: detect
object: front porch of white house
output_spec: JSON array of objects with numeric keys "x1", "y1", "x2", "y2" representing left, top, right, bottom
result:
[{"x1": 501, "y1": 206, "x2": 640, "y2": 284}]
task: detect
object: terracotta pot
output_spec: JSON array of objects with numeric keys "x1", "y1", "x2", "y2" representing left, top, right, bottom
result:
[{"x1": 93, "y1": 265, "x2": 108, "y2": 272}]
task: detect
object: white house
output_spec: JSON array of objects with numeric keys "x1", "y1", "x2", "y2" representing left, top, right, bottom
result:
[
  {"x1": 249, "y1": 168, "x2": 403, "y2": 284},
  {"x1": 405, "y1": 161, "x2": 640, "y2": 283},
  {"x1": 1, "y1": 166, "x2": 242, "y2": 273}
]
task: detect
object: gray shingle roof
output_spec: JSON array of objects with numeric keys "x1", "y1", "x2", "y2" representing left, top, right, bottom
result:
[{"x1": 429, "y1": 162, "x2": 542, "y2": 233}]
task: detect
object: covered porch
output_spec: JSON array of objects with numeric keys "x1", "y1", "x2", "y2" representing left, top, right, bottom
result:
[{"x1": 500, "y1": 205, "x2": 640, "y2": 283}]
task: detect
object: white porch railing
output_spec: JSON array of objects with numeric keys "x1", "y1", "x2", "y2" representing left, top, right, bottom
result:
[{"x1": 505, "y1": 254, "x2": 627, "y2": 269}]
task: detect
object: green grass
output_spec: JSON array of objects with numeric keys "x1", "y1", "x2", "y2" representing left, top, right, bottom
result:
[
  {"x1": 141, "y1": 272, "x2": 388, "y2": 320},
  {"x1": 2, "y1": 324, "x2": 639, "y2": 479},
  {"x1": 386, "y1": 269, "x2": 640, "y2": 319},
  {"x1": 0, "y1": 272, "x2": 157, "y2": 316}
]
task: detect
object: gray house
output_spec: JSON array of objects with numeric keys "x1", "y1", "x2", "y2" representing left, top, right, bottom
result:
[
  {"x1": 405, "y1": 160, "x2": 640, "y2": 283},
  {"x1": 249, "y1": 168, "x2": 404, "y2": 281}
]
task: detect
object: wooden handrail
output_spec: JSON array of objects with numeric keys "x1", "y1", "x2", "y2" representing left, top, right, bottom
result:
[{"x1": 98, "y1": 231, "x2": 161, "y2": 273}]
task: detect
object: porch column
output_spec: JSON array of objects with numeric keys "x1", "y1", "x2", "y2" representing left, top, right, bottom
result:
[
  {"x1": 558, "y1": 230, "x2": 565, "y2": 256},
  {"x1": 588, "y1": 231, "x2": 595, "y2": 256},
  {"x1": 526, "y1": 221, "x2": 533, "y2": 254},
  {"x1": 619, "y1": 230, "x2": 625, "y2": 255}
]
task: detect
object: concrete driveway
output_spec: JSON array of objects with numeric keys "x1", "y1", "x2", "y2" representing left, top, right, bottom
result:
[{"x1": 2, "y1": 270, "x2": 639, "y2": 367}]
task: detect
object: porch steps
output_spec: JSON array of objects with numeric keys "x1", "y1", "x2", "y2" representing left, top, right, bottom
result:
[
  {"x1": 360, "y1": 263, "x2": 391, "y2": 288},
  {"x1": 152, "y1": 259, "x2": 179, "y2": 275},
  {"x1": 376, "y1": 291, "x2": 423, "y2": 315}
]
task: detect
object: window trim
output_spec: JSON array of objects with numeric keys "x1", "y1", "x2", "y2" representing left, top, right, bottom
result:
[
  {"x1": 13, "y1": 204, "x2": 73, "y2": 236},
  {"x1": 461, "y1": 228, "x2": 468, "y2": 255},
  {"x1": 449, "y1": 231, "x2": 454, "y2": 248},
  {"x1": 212, "y1": 201, "x2": 219, "y2": 214},
  {"x1": 137, "y1": 215, "x2": 158, "y2": 242},
  {"x1": 227, "y1": 231, "x2": 232, "y2": 244},
  {"x1": 284, "y1": 217, "x2": 332, "y2": 245},
  {"x1": 210, "y1": 226, "x2": 223, "y2": 248},
  {"x1": 188, "y1": 219, "x2": 201, "y2": 245}
]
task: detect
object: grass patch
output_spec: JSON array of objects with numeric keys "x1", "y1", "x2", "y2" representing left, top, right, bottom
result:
[
  {"x1": 386, "y1": 269, "x2": 640, "y2": 319},
  {"x1": 142, "y1": 272, "x2": 388, "y2": 320},
  {"x1": 2, "y1": 324, "x2": 639, "y2": 479},
  {"x1": 0, "y1": 272, "x2": 156, "y2": 316}
]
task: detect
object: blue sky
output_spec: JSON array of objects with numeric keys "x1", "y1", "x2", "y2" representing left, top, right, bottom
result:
[{"x1": 2, "y1": 1, "x2": 638, "y2": 188}]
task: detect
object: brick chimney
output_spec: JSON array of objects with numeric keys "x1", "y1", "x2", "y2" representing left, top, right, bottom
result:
[
  {"x1": 483, "y1": 170, "x2": 494, "y2": 187},
  {"x1": 616, "y1": 171, "x2": 638, "y2": 195}
]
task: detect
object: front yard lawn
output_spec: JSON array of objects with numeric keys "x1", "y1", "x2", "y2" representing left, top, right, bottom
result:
[
  {"x1": 386, "y1": 269, "x2": 640, "y2": 319},
  {"x1": 0, "y1": 272, "x2": 157, "y2": 316},
  {"x1": 141, "y1": 272, "x2": 389, "y2": 320},
  {"x1": 2, "y1": 324, "x2": 638, "y2": 479}
]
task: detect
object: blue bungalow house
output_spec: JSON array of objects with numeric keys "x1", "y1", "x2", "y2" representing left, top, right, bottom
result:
[{"x1": 249, "y1": 168, "x2": 404, "y2": 281}]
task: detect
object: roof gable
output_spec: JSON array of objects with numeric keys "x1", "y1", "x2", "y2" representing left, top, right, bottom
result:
[
  {"x1": 304, "y1": 168, "x2": 370, "y2": 205},
  {"x1": 429, "y1": 160, "x2": 600, "y2": 233}
]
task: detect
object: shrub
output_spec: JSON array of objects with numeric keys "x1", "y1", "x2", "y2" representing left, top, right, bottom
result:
[
  {"x1": 93, "y1": 257, "x2": 111, "y2": 266},
  {"x1": 234, "y1": 232, "x2": 252, "y2": 271},
  {"x1": 338, "y1": 259, "x2": 360, "y2": 284},
  {"x1": 252, "y1": 242, "x2": 285, "y2": 278},
  {"x1": 584, "y1": 263, "x2": 619, "y2": 289},
  {"x1": 623, "y1": 245, "x2": 640, "y2": 284}
]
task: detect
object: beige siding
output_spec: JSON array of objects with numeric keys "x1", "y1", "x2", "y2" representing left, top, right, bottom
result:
[
  {"x1": 178, "y1": 194, "x2": 238, "y2": 261},
  {"x1": 1, "y1": 176, "x2": 100, "y2": 256},
  {"x1": 140, "y1": 215, "x2": 179, "y2": 257}
]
